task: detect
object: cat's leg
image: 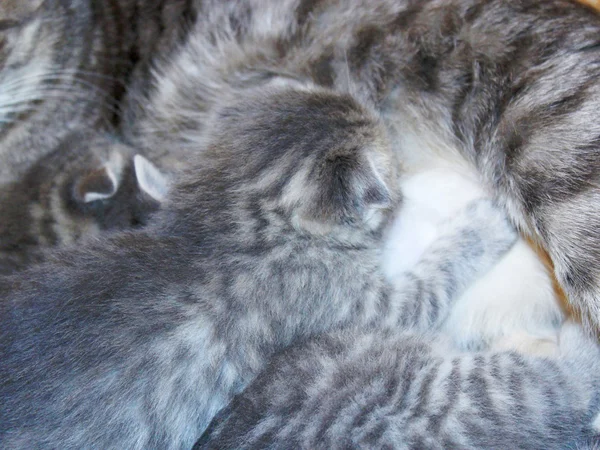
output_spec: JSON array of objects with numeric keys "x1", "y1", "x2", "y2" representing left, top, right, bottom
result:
[
  {"x1": 381, "y1": 199, "x2": 517, "y2": 331},
  {"x1": 494, "y1": 322, "x2": 600, "y2": 444},
  {"x1": 556, "y1": 321, "x2": 600, "y2": 440}
]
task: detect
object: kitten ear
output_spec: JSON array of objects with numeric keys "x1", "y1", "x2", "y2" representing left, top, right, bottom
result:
[
  {"x1": 133, "y1": 155, "x2": 169, "y2": 202},
  {"x1": 311, "y1": 152, "x2": 392, "y2": 227},
  {"x1": 73, "y1": 152, "x2": 124, "y2": 204}
]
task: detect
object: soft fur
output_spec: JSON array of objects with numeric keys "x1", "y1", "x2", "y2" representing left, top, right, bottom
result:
[
  {"x1": 0, "y1": 0, "x2": 191, "y2": 184},
  {"x1": 195, "y1": 322, "x2": 600, "y2": 450},
  {"x1": 0, "y1": 82, "x2": 516, "y2": 449},
  {"x1": 123, "y1": 0, "x2": 600, "y2": 329},
  {"x1": 382, "y1": 166, "x2": 563, "y2": 350},
  {"x1": 0, "y1": 131, "x2": 166, "y2": 274}
]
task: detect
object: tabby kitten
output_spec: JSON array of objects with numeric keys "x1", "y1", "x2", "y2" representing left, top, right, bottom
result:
[
  {"x1": 0, "y1": 131, "x2": 167, "y2": 275},
  {"x1": 195, "y1": 322, "x2": 600, "y2": 450},
  {"x1": 0, "y1": 82, "x2": 515, "y2": 449},
  {"x1": 0, "y1": 0, "x2": 191, "y2": 184},
  {"x1": 124, "y1": 0, "x2": 600, "y2": 329}
]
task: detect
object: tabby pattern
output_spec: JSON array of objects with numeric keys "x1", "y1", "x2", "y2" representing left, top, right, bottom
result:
[
  {"x1": 0, "y1": 82, "x2": 515, "y2": 449},
  {"x1": 0, "y1": 0, "x2": 191, "y2": 184},
  {"x1": 124, "y1": 0, "x2": 600, "y2": 328},
  {"x1": 195, "y1": 323, "x2": 600, "y2": 450}
]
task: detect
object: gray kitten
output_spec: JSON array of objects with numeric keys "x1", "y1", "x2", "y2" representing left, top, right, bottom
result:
[
  {"x1": 0, "y1": 131, "x2": 167, "y2": 274},
  {"x1": 124, "y1": 0, "x2": 600, "y2": 329},
  {"x1": 0, "y1": 82, "x2": 515, "y2": 449},
  {"x1": 194, "y1": 322, "x2": 600, "y2": 450},
  {"x1": 0, "y1": 0, "x2": 191, "y2": 184}
]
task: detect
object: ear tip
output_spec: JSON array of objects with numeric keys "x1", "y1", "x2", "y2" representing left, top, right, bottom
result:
[
  {"x1": 362, "y1": 183, "x2": 392, "y2": 208},
  {"x1": 133, "y1": 154, "x2": 148, "y2": 165},
  {"x1": 73, "y1": 167, "x2": 118, "y2": 203},
  {"x1": 133, "y1": 154, "x2": 169, "y2": 202}
]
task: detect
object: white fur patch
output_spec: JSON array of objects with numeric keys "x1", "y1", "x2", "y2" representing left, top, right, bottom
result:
[
  {"x1": 592, "y1": 412, "x2": 600, "y2": 433},
  {"x1": 382, "y1": 163, "x2": 563, "y2": 351},
  {"x1": 134, "y1": 154, "x2": 169, "y2": 202}
]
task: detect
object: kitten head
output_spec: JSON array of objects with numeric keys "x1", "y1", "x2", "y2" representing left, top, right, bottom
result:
[
  {"x1": 50, "y1": 132, "x2": 168, "y2": 236},
  {"x1": 0, "y1": 131, "x2": 168, "y2": 260},
  {"x1": 180, "y1": 79, "x2": 399, "y2": 242}
]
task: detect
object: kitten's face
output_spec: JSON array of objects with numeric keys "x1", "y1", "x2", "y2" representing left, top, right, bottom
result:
[{"x1": 200, "y1": 80, "x2": 399, "y2": 241}]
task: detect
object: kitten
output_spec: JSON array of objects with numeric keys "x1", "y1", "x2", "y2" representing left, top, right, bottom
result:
[
  {"x1": 0, "y1": 0, "x2": 191, "y2": 184},
  {"x1": 123, "y1": 0, "x2": 600, "y2": 329},
  {"x1": 194, "y1": 322, "x2": 600, "y2": 450},
  {"x1": 0, "y1": 81, "x2": 516, "y2": 449},
  {"x1": 0, "y1": 131, "x2": 167, "y2": 275},
  {"x1": 194, "y1": 149, "x2": 574, "y2": 450}
]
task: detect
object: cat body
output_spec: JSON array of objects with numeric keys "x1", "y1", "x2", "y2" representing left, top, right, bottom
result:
[
  {"x1": 0, "y1": 131, "x2": 167, "y2": 274},
  {"x1": 124, "y1": 0, "x2": 600, "y2": 328},
  {"x1": 0, "y1": 0, "x2": 191, "y2": 184},
  {"x1": 195, "y1": 322, "x2": 600, "y2": 450},
  {"x1": 0, "y1": 82, "x2": 516, "y2": 449},
  {"x1": 195, "y1": 161, "x2": 579, "y2": 450}
]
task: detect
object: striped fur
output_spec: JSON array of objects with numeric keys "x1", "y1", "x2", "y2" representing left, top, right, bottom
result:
[
  {"x1": 125, "y1": 0, "x2": 600, "y2": 329},
  {"x1": 195, "y1": 322, "x2": 600, "y2": 450},
  {"x1": 0, "y1": 0, "x2": 190, "y2": 184},
  {"x1": 0, "y1": 82, "x2": 515, "y2": 449},
  {"x1": 0, "y1": 131, "x2": 165, "y2": 274}
]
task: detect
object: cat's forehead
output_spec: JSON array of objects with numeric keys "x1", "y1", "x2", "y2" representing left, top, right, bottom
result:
[{"x1": 217, "y1": 85, "x2": 381, "y2": 151}]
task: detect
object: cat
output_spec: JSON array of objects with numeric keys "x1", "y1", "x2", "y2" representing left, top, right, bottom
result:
[
  {"x1": 122, "y1": 0, "x2": 600, "y2": 330},
  {"x1": 194, "y1": 142, "x2": 573, "y2": 450},
  {"x1": 0, "y1": 80, "x2": 516, "y2": 449},
  {"x1": 0, "y1": 0, "x2": 192, "y2": 185},
  {"x1": 194, "y1": 321, "x2": 600, "y2": 450},
  {"x1": 0, "y1": 131, "x2": 167, "y2": 275}
]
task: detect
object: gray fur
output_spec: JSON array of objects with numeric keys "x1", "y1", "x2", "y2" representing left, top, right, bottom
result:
[
  {"x1": 0, "y1": 131, "x2": 164, "y2": 275},
  {"x1": 195, "y1": 322, "x2": 600, "y2": 450},
  {"x1": 0, "y1": 84, "x2": 516, "y2": 449},
  {"x1": 0, "y1": 0, "x2": 191, "y2": 184},
  {"x1": 124, "y1": 0, "x2": 600, "y2": 329}
]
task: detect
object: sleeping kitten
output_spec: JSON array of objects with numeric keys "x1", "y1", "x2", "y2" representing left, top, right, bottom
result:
[
  {"x1": 0, "y1": 81, "x2": 516, "y2": 449},
  {"x1": 124, "y1": 0, "x2": 600, "y2": 329},
  {"x1": 194, "y1": 162, "x2": 583, "y2": 450},
  {"x1": 194, "y1": 322, "x2": 600, "y2": 450},
  {"x1": 0, "y1": 0, "x2": 191, "y2": 184},
  {"x1": 0, "y1": 131, "x2": 167, "y2": 274}
]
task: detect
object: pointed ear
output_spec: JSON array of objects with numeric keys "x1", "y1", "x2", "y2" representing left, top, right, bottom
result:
[
  {"x1": 311, "y1": 152, "x2": 392, "y2": 227},
  {"x1": 72, "y1": 151, "x2": 124, "y2": 204},
  {"x1": 351, "y1": 157, "x2": 393, "y2": 213},
  {"x1": 133, "y1": 154, "x2": 169, "y2": 202}
]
